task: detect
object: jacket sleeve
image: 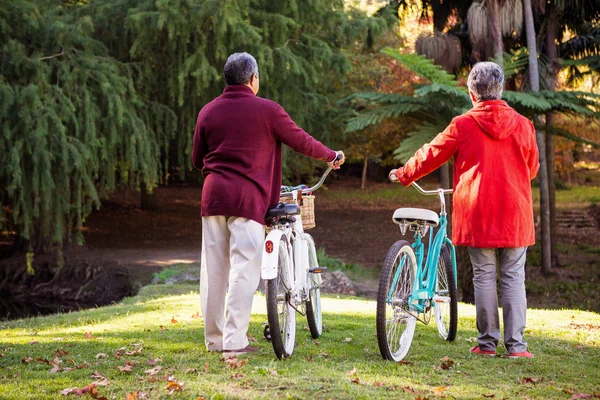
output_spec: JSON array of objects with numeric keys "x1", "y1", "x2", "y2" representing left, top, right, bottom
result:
[
  {"x1": 272, "y1": 104, "x2": 336, "y2": 162},
  {"x1": 396, "y1": 118, "x2": 461, "y2": 186},
  {"x1": 191, "y1": 112, "x2": 207, "y2": 171},
  {"x1": 526, "y1": 120, "x2": 540, "y2": 180}
]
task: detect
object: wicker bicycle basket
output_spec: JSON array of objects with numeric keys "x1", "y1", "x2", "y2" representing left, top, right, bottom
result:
[{"x1": 280, "y1": 195, "x2": 316, "y2": 230}]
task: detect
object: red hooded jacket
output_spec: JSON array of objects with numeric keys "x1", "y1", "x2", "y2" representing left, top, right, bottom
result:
[{"x1": 396, "y1": 100, "x2": 540, "y2": 248}]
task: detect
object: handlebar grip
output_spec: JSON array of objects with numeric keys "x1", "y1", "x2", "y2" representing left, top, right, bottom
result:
[{"x1": 335, "y1": 152, "x2": 343, "y2": 161}]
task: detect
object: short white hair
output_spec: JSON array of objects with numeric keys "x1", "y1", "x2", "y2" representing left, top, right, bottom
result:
[{"x1": 467, "y1": 62, "x2": 504, "y2": 101}]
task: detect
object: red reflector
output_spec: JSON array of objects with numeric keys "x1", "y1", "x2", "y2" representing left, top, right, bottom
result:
[{"x1": 265, "y1": 240, "x2": 274, "y2": 254}]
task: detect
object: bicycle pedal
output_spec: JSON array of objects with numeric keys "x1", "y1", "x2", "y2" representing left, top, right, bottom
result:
[{"x1": 309, "y1": 267, "x2": 328, "y2": 274}]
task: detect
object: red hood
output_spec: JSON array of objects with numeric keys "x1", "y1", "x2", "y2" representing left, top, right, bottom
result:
[{"x1": 467, "y1": 100, "x2": 521, "y2": 140}]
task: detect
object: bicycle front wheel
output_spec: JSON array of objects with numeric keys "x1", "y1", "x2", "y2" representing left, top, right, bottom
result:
[
  {"x1": 265, "y1": 237, "x2": 297, "y2": 359},
  {"x1": 376, "y1": 240, "x2": 418, "y2": 361},
  {"x1": 433, "y1": 244, "x2": 457, "y2": 341},
  {"x1": 305, "y1": 272, "x2": 322, "y2": 339}
]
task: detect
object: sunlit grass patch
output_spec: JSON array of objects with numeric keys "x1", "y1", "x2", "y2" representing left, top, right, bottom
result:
[{"x1": 1, "y1": 284, "x2": 599, "y2": 399}]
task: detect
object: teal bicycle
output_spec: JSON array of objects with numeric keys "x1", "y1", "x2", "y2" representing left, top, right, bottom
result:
[{"x1": 376, "y1": 179, "x2": 458, "y2": 361}]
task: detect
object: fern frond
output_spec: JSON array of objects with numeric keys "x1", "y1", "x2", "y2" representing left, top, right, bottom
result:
[
  {"x1": 393, "y1": 122, "x2": 444, "y2": 163},
  {"x1": 345, "y1": 103, "x2": 428, "y2": 132},
  {"x1": 414, "y1": 84, "x2": 471, "y2": 105},
  {"x1": 502, "y1": 91, "x2": 553, "y2": 113},
  {"x1": 339, "y1": 92, "x2": 423, "y2": 105},
  {"x1": 543, "y1": 126, "x2": 600, "y2": 148},
  {"x1": 380, "y1": 49, "x2": 458, "y2": 86}
]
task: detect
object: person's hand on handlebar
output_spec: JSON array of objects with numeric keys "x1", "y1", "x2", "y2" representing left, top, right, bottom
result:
[
  {"x1": 328, "y1": 151, "x2": 345, "y2": 170},
  {"x1": 388, "y1": 168, "x2": 399, "y2": 183}
]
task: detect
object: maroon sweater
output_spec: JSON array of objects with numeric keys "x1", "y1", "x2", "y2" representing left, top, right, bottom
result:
[{"x1": 192, "y1": 85, "x2": 336, "y2": 225}]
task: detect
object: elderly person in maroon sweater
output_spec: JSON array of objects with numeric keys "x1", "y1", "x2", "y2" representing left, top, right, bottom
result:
[{"x1": 192, "y1": 52, "x2": 345, "y2": 356}]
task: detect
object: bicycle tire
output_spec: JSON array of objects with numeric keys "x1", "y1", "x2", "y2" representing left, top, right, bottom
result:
[
  {"x1": 376, "y1": 240, "x2": 418, "y2": 361},
  {"x1": 434, "y1": 244, "x2": 458, "y2": 341},
  {"x1": 265, "y1": 237, "x2": 296, "y2": 359},
  {"x1": 305, "y1": 272, "x2": 322, "y2": 339}
]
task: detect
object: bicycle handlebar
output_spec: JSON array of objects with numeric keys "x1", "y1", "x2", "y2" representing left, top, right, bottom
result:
[
  {"x1": 279, "y1": 166, "x2": 333, "y2": 198},
  {"x1": 411, "y1": 182, "x2": 453, "y2": 195}
]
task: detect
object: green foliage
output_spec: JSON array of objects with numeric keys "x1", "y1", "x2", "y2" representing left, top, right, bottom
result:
[
  {"x1": 86, "y1": 0, "x2": 388, "y2": 180},
  {"x1": 380, "y1": 49, "x2": 458, "y2": 86},
  {"x1": 344, "y1": 51, "x2": 600, "y2": 162},
  {"x1": 0, "y1": 0, "x2": 174, "y2": 251}
]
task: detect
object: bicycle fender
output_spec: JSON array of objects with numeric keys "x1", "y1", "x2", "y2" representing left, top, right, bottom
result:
[{"x1": 262, "y1": 230, "x2": 285, "y2": 280}]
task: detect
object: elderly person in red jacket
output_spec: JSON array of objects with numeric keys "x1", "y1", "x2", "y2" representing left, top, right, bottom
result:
[
  {"x1": 192, "y1": 52, "x2": 344, "y2": 356},
  {"x1": 390, "y1": 61, "x2": 539, "y2": 359}
]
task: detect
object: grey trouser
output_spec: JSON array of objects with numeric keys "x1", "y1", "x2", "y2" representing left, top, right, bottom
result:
[{"x1": 468, "y1": 247, "x2": 528, "y2": 353}]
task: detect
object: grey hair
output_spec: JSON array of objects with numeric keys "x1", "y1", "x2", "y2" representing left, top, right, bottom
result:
[
  {"x1": 223, "y1": 52, "x2": 258, "y2": 85},
  {"x1": 467, "y1": 62, "x2": 504, "y2": 101}
]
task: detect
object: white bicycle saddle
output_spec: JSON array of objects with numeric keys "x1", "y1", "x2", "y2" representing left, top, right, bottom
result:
[{"x1": 392, "y1": 208, "x2": 439, "y2": 227}]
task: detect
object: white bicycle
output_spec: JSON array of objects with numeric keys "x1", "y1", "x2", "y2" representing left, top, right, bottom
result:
[{"x1": 261, "y1": 167, "x2": 335, "y2": 359}]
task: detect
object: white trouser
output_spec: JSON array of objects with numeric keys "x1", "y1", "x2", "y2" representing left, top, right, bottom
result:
[{"x1": 200, "y1": 216, "x2": 264, "y2": 351}]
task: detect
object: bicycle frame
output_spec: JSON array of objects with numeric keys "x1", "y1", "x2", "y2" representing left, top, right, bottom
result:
[
  {"x1": 387, "y1": 183, "x2": 457, "y2": 319},
  {"x1": 261, "y1": 168, "x2": 333, "y2": 306}
]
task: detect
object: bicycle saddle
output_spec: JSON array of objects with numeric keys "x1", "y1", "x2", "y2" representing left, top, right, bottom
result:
[
  {"x1": 392, "y1": 208, "x2": 439, "y2": 227},
  {"x1": 265, "y1": 202, "x2": 301, "y2": 221}
]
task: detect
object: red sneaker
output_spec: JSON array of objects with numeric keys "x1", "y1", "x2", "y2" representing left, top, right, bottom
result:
[
  {"x1": 469, "y1": 346, "x2": 496, "y2": 356},
  {"x1": 508, "y1": 350, "x2": 534, "y2": 359}
]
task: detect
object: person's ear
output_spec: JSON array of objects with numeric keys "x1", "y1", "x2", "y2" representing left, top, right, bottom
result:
[{"x1": 469, "y1": 90, "x2": 477, "y2": 103}]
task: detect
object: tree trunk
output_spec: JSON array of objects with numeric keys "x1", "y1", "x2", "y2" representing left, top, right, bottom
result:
[
  {"x1": 140, "y1": 182, "x2": 159, "y2": 211},
  {"x1": 361, "y1": 156, "x2": 368, "y2": 190},
  {"x1": 488, "y1": 0, "x2": 504, "y2": 64},
  {"x1": 544, "y1": 11, "x2": 560, "y2": 268},
  {"x1": 523, "y1": 0, "x2": 552, "y2": 275}
]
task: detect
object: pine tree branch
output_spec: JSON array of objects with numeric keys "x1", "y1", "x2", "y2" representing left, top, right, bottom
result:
[{"x1": 39, "y1": 49, "x2": 64, "y2": 61}]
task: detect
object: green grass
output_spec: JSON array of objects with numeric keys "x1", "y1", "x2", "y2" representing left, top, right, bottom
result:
[
  {"x1": 532, "y1": 185, "x2": 600, "y2": 207},
  {"x1": 1, "y1": 284, "x2": 599, "y2": 399}
]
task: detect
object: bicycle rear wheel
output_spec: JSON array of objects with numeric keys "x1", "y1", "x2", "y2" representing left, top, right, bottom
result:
[
  {"x1": 305, "y1": 272, "x2": 322, "y2": 339},
  {"x1": 376, "y1": 240, "x2": 418, "y2": 361},
  {"x1": 265, "y1": 237, "x2": 296, "y2": 359},
  {"x1": 433, "y1": 244, "x2": 457, "y2": 341}
]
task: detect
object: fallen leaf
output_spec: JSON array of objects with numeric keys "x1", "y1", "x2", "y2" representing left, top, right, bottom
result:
[
  {"x1": 397, "y1": 360, "x2": 413, "y2": 366},
  {"x1": 125, "y1": 347, "x2": 143, "y2": 356},
  {"x1": 351, "y1": 377, "x2": 364, "y2": 385},
  {"x1": 269, "y1": 370, "x2": 278, "y2": 376},
  {"x1": 343, "y1": 337, "x2": 353, "y2": 342},
  {"x1": 36, "y1": 357, "x2": 53, "y2": 365},
  {"x1": 191, "y1": 312, "x2": 202, "y2": 319},
  {"x1": 84, "y1": 332, "x2": 94, "y2": 339},
  {"x1": 432, "y1": 386, "x2": 447, "y2": 395},
  {"x1": 224, "y1": 357, "x2": 247, "y2": 369},
  {"x1": 465, "y1": 337, "x2": 478, "y2": 343},
  {"x1": 204, "y1": 362, "x2": 209, "y2": 373},
  {"x1": 439, "y1": 356, "x2": 454, "y2": 370},
  {"x1": 373, "y1": 381, "x2": 385, "y2": 387},
  {"x1": 22, "y1": 357, "x2": 33, "y2": 364},
  {"x1": 185, "y1": 368, "x2": 198, "y2": 374},
  {"x1": 28, "y1": 341, "x2": 39, "y2": 345},
  {"x1": 94, "y1": 379, "x2": 110, "y2": 387},
  {"x1": 519, "y1": 376, "x2": 543, "y2": 385},
  {"x1": 126, "y1": 392, "x2": 139, "y2": 400},
  {"x1": 166, "y1": 379, "x2": 184, "y2": 394},
  {"x1": 171, "y1": 317, "x2": 178, "y2": 324},
  {"x1": 232, "y1": 373, "x2": 246, "y2": 378},
  {"x1": 147, "y1": 358, "x2": 161, "y2": 365},
  {"x1": 304, "y1": 355, "x2": 313, "y2": 362},
  {"x1": 569, "y1": 394, "x2": 593, "y2": 400},
  {"x1": 482, "y1": 394, "x2": 495, "y2": 398},
  {"x1": 91, "y1": 371, "x2": 106, "y2": 380},
  {"x1": 144, "y1": 366, "x2": 162, "y2": 376},
  {"x1": 346, "y1": 367, "x2": 357, "y2": 376},
  {"x1": 119, "y1": 361, "x2": 134, "y2": 373},
  {"x1": 55, "y1": 349, "x2": 69, "y2": 357},
  {"x1": 95, "y1": 353, "x2": 108, "y2": 359}
]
